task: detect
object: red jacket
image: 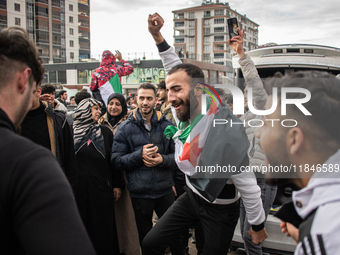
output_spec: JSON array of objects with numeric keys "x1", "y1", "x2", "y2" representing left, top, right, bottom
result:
[{"x1": 90, "y1": 50, "x2": 133, "y2": 91}]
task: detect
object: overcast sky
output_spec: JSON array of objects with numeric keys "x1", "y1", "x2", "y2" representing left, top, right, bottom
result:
[{"x1": 90, "y1": 0, "x2": 340, "y2": 60}]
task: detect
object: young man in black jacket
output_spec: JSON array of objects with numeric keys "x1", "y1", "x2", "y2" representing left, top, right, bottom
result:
[
  {"x1": 111, "y1": 83, "x2": 182, "y2": 254},
  {"x1": 0, "y1": 27, "x2": 95, "y2": 255},
  {"x1": 21, "y1": 83, "x2": 78, "y2": 193}
]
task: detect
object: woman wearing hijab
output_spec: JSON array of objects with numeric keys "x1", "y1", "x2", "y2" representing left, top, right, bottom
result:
[
  {"x1": 73, "y1": 98, "x2": 125, "y2": 255},
  {"x1": 99, "y1": 93, "x2": 141, "y2": 255}
]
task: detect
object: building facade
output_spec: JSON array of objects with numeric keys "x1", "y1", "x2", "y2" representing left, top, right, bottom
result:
[
  {"x1": 173, "y1": 0, "x2": 259, "y2": 74},
  {"x1": 0, "y1": 0, "x2": 90, "y2": 63}
]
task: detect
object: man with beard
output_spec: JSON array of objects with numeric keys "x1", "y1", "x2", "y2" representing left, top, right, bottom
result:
[
  {"x1": 255, "y1": 71, "x2": 340, "y2": 254},
  {"x1": 142, "y1": 13, "x2": 267, "y2": 255},
  {"x1": 0, "y1": 27, "x2": 95, "y2": 254},
  {"x1": 111, "y1": 83, "x2": 182, "y2": 254}
]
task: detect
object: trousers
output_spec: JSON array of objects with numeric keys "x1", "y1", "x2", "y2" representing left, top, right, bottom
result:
[
  {"x1": 240, "y1": 178, "x2": 277, "y2": 255},
  {"x1": 131, "y1": 192, "x2": 182, "y2": 255},
  {"x1": 142, "y1": 188, "x2": 240, "y2": 255}
]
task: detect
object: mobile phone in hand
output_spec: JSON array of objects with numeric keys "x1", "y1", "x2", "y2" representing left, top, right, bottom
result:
[{"x1": 227, "y1": 18, "x2": 239, "y2": 42}]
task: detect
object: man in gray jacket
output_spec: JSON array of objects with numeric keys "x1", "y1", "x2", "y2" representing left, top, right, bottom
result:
[{"x1": 228, "y1": 29, "x2": 277, "y2": 255}]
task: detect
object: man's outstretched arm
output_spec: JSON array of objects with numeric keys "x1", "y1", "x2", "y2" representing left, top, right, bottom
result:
[
  {"x1": 148, "y1": 13, "x2": 182, "y2": 73},
  {"x1": 228, "y1": 28, "x2": 268, "y2": 110}
]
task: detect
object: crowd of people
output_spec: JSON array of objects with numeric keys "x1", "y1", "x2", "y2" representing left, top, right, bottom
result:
[{"x1": 0, "y1": 12, "x2": 340, "y2": 255}]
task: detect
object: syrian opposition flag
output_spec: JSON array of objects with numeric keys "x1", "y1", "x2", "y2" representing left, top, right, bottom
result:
[
  {"x1": 98, "y1": 74, "x2": 122, "y2": 107},
  {"x1": 173, "y1": 84, "x2": 222, "y2": 176}
]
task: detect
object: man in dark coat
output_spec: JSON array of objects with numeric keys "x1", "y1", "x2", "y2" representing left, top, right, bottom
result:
[
  {"x1": 21, "y1": 83, "x2": 78, "y2": 193},
  {"x1": 0, "y1": 27, "x2": 95, "y2": 254},
  {"x1": 111, "y1": 83, "x2": 182, "y2": 254}
]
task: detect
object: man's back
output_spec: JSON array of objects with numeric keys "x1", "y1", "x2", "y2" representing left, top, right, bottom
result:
[
  {"x1": 0, "y1": 110, "x2": 95, "y2": 255},
  {"x1": 21, "y1": 101, "x2": 78, "y2": 192}
]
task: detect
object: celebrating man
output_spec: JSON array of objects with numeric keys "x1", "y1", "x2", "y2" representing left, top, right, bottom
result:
[{"x1": 142, "y1": 13, "x2": 267, "y2": 255}]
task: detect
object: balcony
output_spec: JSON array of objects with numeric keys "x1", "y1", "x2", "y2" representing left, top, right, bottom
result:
[
  {"x1": 36, "y1": 23, "x2": 48, "y2": 31},
  {"x1": 204, "y1": 14, "x2": 211, "y2": 18},
  {"x1": 35, "y1": 0, "x2": 48, "y2": 4},
  {"x1": 78, "y1": 11, "x2": 89, "y2": 17},
  {"x1": 53, "y1": 40, "x2": 61, "y2": 46},
  {"x1": 36, "y1": 40, "x2": 49, "y2": 46},
  {"x1": 0, "y1": 1, "x2": 6, "y2": 10},
  {"x1": 39, "y1": 53, "x2": 49, "y2": 58},
  {"x1": 52, "y1": 28, "x2": 61, "y2": 33},
  {"x1": 52, "y1": 0, "x2": 60, "y2": 7},
  {"x1": 78, "y1": 0, "x2": 89, "y2": 5},
  {"x1": 214, "y1": 45, "x2": 224, "y2": 51},
  {"x1": 78, "y1": 20, "x2": 89, "y2": 28},
  {"x1": 78, "y1": 33, "x2": 90, "y2": 40},
  {"x1": 36, "y1": 12, "x2": 48, "y2": 18},
  {"x1": 52, "y1": 15, "x2": 60, "y2": 20}
]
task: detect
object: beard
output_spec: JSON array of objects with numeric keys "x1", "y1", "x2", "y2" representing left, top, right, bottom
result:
[
  {"x1": 263, "y1": 135, "x2": 299, "y2": 186},
  {"x1": 173, "y1": 89, "x2": 199, "y2": 122},
  {"x1": 139, "y1": 105, "x2": 153, "y2": 115}
]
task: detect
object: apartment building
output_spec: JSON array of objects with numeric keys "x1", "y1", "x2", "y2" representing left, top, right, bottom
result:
[
  {"x1": 0, "y1": 0, "x2": 90, "y2": 63},
  {"x1": 173, "y1": 0, "x2": 259, "y2": 72}
]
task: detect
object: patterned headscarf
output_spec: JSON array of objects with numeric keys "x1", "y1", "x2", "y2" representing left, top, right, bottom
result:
[{"x1": 73, "y1": 98, "x2": 105, "y2": 157}]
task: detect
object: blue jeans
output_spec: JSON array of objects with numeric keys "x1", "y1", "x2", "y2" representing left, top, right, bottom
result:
[{"x1": 240, "y1": 178, "x2": 277, "y2": 255}]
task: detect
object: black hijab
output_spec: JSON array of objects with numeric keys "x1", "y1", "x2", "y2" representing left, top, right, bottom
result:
[{"x1": 107, "y1": 93, "x2": 128, "y2": 127}]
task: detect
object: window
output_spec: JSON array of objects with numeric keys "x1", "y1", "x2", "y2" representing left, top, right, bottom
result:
[
  {"x1": 78, "y1": 70, "x2": 88, "y2": 84},
  {"x1": 52, "y1": 9, "x2": 60, "y2": 20},
  {"x1": 69, "y1": 16, "x2": 73, "y2": 23},
  {"x1": 49, "y1": 71, "x2": 57, "y2": 83},
  {"x1": 203, "y1": 45, "x2": 210, "y2": 52},
  {"x1": 214, "y1": 53, "x2": 224, "y2": 59},
  {"x1": 35, "y1": 6, "x2": 48, "y2": 17},
  {"x1": 61, "y1": 38, "x2": 64, "y2": 45},
  {"x1": 70, "y1": 40, "x2": 74, "y2": 47},
  {"x1": 189, "y1": 20, "x2": 195, "y2": 27},
  {"x1": 189, "y1": 12, "x2": 195, "y2": 19},
  {"x1": 28, "y1": 20, "x2": 33, "y2": 26},
  {"x1": 214, "y1": 27, "x2": 224, "y2": 33},
  {"x1": 189, "y1": 37, "x2": 195, "y2": 44},
  {"x1": 204, "y1": 11, "x2": 210, "y2": 17},
  {"x1": 70, "y1": 52, "x2": 74, "y2": 59},
  {"x1": 15, "y1": 18, "x2": 20, "y2": 26},
  {"x1": 14, "y1": 3, "x2": 20, "y2": 11},
  {"x1": 204, "y1": 19, "x2": 210, "y2": 26},
  {"x1": 204, "y1": 27, "x2": 210, "y2": 35},
  {"x1": 189, "y1": 29, "x2": 195, "y2": 36},
  {"x1": 0, "y1": 0, "x2": 6, "y2": 10},
  {"x1": 175, "y1": 38, "x2": 184, "y2": 44},
  {"x1": 175, "y1": 13, "x2": 184, "y2": 19},
  {"x1": 189, "y1": 46, "x2": 195, "y2": 53},
  {"x1": 58, "y1": 70, "x2": 66, "y2": 84},
  {"x1": 214, "y1": 44, "x2": 224, "y2": 51},
  {"x1": 214, "y1": 18, "x2": 224, "y2": 24},
  {"x1": 69, "y1": 4, "x2": 73, "y2": 11},
  {"x1": 214, "y1": 9, "x2": 224, "y2": 16},
  {"x1": 214, "y1": 35, "x2": 224, "y2": 41},
  {"x1": 175, "y1": 21, "x2": 184, "y2": 27},
  {"x1": 36, "y1": 19, "x2": 48, "y2": 30},
  {"x1": 52, "y1": 22, "x2": 61, "y2": 32},
  {"x1": 204, "y1": 36, "x2": 210, "y2": 43},
  {"x1": 69, "y1": 28, "x2": 73, "y2": 35},
  {"x1": 204, "y1": 53, "x2": 210, "y2": 61},
  {"x1": 78, "y1": 18, "x2": 89, "y2": 28}
]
